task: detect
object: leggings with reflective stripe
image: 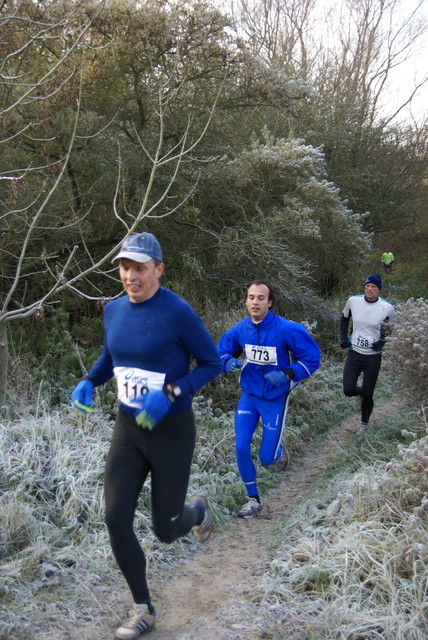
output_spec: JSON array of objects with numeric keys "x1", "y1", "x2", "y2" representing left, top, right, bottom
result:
[
  {"x1": 104, "y1": 407, "x2": 200, "y2": 604},
  {"x1": 235, "y1": 391, "x2": 291, "y2": 498}
]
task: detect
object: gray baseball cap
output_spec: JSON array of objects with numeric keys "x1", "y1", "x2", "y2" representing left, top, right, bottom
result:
[{"x1": 113, "y1": 232, "x2": 163, "y2": 263}]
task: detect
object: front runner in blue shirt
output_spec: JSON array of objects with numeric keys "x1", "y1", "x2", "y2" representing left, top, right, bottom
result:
[
  {"x1": 217, "y1": 280, "x2": 320, "y2": 518},
  {"x1": 71, "y1": 232, "x2": 221, "y2": 639}
]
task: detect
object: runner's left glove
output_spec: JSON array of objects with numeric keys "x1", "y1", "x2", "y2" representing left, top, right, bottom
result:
[
  {"x1": 133, "y1": 389, "x2": 172, "y2": 430},
  {"x1": 264, "y1": 368, "x2": 295, "y2": 386},
  {"x1": 71, "y1": 380, "x2": 94, "y2": 414}
]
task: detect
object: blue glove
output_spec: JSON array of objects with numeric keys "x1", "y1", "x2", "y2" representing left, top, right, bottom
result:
[
  {"x1": 71, "y1": 380, "x2": 94, "y2": 414},
  {"x1": 264, "y1": 370, "x2": 287, "y2": 386},
  {"x1": 225, "y1": 358, "x2": 242, "y2": 373},
  {"x1": 264, "y1": 368, "x2": 295, "y2": 387},
  {"x1": 133, "y1": 389, "x2": 172, "y2": 430}
]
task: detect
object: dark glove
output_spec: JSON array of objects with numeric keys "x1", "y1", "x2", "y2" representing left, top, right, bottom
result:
[
  {"x1": 264, "y1": 368, "x2": 295, "y2": 387},
  {"x1": 372, "y1": 340, "x2": 385, "y2": 352},
  {"x1": 340, "y1": 339, "x2": 351, "y2": 349},
  {"x1": 133, "y1": 389, "x2": 172, "y2": 430},
  {"x1": 225, "y1": 358, "x2": 242, "y2": 373},
  {"x1": 285, "y1": 367, "x2": 295, "y2": 380},
  {"x1": 71, "y1": 380, "x2": 94, "y2": 414}
]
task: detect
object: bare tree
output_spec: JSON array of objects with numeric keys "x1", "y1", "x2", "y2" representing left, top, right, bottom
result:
[
  {"x1": 0, "y1": 0, "x2": 224, "y2": 411},
  {"x1": 229, "y1": 0, "x2": 318, "y2": 75},
  {"x1": 230, "y1": 0, "x2": 427, "y2": 126}
]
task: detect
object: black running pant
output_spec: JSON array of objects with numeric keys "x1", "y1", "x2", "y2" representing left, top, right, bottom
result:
[
  {"x1": 342, "y1": 350, "x2": 382, "y2": 424},
  {"x1": 104, "y1": 407, "x2": 200, "y2": 604}
]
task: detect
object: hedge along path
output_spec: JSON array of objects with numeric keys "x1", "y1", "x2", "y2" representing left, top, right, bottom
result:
[{"x1": 95, "y1": 400, "x2": 400, "y2": 640}]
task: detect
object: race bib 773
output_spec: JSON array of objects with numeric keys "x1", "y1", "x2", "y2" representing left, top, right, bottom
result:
[{"x1": 244, "y1": 344, "x2": 278, "y2": 365}]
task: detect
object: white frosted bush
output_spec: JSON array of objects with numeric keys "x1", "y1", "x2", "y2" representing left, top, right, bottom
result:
[
  {"x1": 243, "y1": 408, "x2": 428, "y2": 640},
  {"x1": 385, "y1": 298, "x2": 428, "y2": 404}
]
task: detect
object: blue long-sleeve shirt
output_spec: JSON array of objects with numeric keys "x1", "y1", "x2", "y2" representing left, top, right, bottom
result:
[
  {"x1": 217, "y1": 310, "x2": 320, "y2": 400},
  {"x1": 86, "y1": 287, "x2": 221, "y2": 414}
]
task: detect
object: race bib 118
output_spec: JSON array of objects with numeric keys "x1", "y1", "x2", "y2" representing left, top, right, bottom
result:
[{"x1": 114, "y1": 367, "x2": 166, "y2": 408}]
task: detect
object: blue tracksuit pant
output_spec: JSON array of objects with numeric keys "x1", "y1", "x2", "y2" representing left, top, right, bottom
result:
[{"x1": 235, "y1": 390, "x2": 292, "y2": 497}]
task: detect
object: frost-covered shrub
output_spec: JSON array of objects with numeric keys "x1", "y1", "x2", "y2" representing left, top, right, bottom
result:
[
  {"x1": 242, "y1": 408, "x2": 428, "y2": 640},
  {"x1": 385, "y1": 298, "x2": 428, "y2": 404},
  {"x1": 208, "y1": 129, "x2": 371, "y2": 310}
]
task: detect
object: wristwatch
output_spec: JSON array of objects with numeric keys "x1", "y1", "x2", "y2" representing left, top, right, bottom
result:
[{"x1": 164, "y1": 384, "x2": 182, "y2": 402}]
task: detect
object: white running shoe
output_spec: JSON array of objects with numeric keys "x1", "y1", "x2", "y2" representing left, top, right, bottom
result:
[
  {"x1": 115, "y1": 603, "x2": 156, "y2": 639},
  {"x1": 237, "y1": 497, "x2": 263, "y2": 518},
  {"x1": 191, "y1": 494, "x2": 213, "y2": 542}
]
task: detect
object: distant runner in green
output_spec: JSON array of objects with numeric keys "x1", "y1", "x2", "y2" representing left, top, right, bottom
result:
[{"x1": 381, "y1": 250, "x2": 394, "y2": 272}]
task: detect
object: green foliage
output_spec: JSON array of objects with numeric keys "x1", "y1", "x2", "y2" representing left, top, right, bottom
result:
[
  {"x1": 8, "y1": 307, "x2": 104, "y2": 407},
  {"x1": 220, "y1": 132, "x2": 371, "y2": 298},
  {"x1": 166, "y1": 131, "x2": 371, "y2": 328}
]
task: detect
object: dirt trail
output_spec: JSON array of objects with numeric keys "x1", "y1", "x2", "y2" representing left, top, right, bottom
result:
[{"x1": 97, "y1": 401, "x2": 399, "y2": 640}]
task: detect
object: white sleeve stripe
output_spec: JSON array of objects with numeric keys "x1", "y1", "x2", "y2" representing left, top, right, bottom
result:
[{"x1": 296, "y1": 361, "x2": 311, "y2": 376}]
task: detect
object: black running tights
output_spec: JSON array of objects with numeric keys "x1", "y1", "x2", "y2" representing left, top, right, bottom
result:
[
  {"x1": 104, "y1": 408, "x2": 201, "y2": 605},
  {"x1": 342, "y1": 350, "x2": 382, "y2": 423}
]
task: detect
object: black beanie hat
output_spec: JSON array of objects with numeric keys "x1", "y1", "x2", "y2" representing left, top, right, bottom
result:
[{"x1": 364, "y1": 273, "x2": 382, "y2": 290}]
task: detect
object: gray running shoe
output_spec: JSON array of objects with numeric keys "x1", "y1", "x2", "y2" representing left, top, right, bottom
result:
[
  {"x1": 191, "y1": 494, "x2": 213, "y2": 542},
  {"x1": 115, "y1": 603, "x2": 156, "y2": 639},
  {"x1": 276, "y1": 445, "x2": 290, "y2": 470},
  {"x1": 357, "y1": 422, "x2": 369, "y2": 435},
  {"x1": 237, "y1": 497, "x2": 263, "y2": 518}
]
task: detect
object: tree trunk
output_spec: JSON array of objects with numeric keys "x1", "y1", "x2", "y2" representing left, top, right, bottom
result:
[{"x1": 0, "y1": 319, "x2": 8, "y2": 413}]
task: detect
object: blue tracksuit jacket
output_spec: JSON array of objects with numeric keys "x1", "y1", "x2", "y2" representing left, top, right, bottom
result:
[{"x1": 217, "y1": 310, "x2": 320, "y2": 399}]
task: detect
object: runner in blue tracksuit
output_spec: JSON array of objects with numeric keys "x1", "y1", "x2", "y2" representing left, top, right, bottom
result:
[
  {"x1": 71, "y1": 232, "x2": 221, "y2": 639},
  {"x1": 217, "y1": 280, "x2": 320, "y2": 518}
]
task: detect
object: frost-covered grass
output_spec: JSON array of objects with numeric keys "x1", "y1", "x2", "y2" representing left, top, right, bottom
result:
[
  {"x1": 233, "y1": 406, "x2": 428, "y2": 640},
  {"x1": 0, "y1": 410, "x2": 117, "y2": 639},
  {"x1": 0, "y1": 312, "x2": 418, "y2": 640},
  {"x1": 0, "y1": 354, "x2": 348, "y2": 639},
  {"x1": 0, "y1": 399, "x2": 265, "y2": 639}
]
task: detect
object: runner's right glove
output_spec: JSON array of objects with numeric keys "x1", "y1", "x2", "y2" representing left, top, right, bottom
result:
[
  {"x1": 225, "y1": 358, "x2": 242, "y2": 373},
  {"x1": 340, "y1": 339, "x2": 351, "y2": 349},
  {"x1": 71, "y1": 380, "x2": 94, "y2": 414}
]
